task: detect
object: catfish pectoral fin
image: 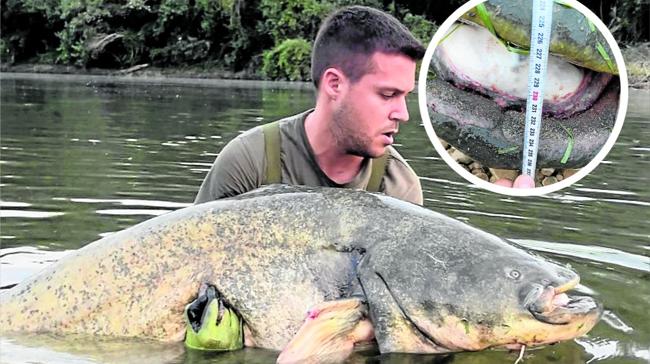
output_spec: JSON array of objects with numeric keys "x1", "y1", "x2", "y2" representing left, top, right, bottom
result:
[
  {"x1": 358, "y1": 267, "x2": 447, "y2": 354},
  {"x1": 277, "y1": 297, "x2": 373, "y2": 364}
]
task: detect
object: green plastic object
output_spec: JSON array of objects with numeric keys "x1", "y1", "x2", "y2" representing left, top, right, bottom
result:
[{"x1": 184, "y1": 286, "x2": 244, "y2": 351}]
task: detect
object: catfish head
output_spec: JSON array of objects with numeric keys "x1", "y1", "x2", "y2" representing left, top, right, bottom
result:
[{"x1": 357, "y1": 207, "x2": 602, "y2": 353}]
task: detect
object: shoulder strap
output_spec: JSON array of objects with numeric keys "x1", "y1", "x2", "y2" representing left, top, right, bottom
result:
[
  {"x1": 263, "y1": 119, "x2": 386, "y2": 190},
  {"x1": 367, "y1": 153, "x2": 388, "y2": 192},
  {"x1": 262, "y1": 121, "x2": 282, "y2": 185}
]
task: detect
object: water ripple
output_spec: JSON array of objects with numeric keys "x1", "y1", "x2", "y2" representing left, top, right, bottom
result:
[
  {"x1": 68, "y1": 198, "x2": 190, "y2": 209},
  {"x1": 0, "y1": 210, "x2": 64, "y2": 218},
  {"x1": 179, "y1": 162, "x2": 214, "y2": 167},
  {"x1": 0, "y1": 338, "x2": 95, "y2": 364},
  {"x1": 451, "y1": 210, "x2": 530, "y2": 220},
  {"x1": 576, "y1": 336, "x2": 650, "y2": 363},
  {"x1": 601, "y1": 310, "x2": 634, "y2": 333},
  {"x1": 420, "y1": 176, "x2": 467, "y2": 186},
  {"x1": 95, "y1": 209, "x2": 171, "y2": 216},
  {"x1": 573, "y1": 188, "x2": 638, "y2": 196},
  {"x1": 0, "y1": 201, "x2": 31, "y2": 208},
  {"x1": 0, "y1": 247, "x2": 72, "y2": 287},
  {"x1": 512, "y1": 239, "x2": 650, "y2": 272},
  {"x1": 600, "y1": 198, "x2": 650, "y2": 207}
]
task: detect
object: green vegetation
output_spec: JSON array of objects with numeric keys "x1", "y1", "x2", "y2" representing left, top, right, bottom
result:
[
  {"x1": 262, "y1": 38, "x2": 311, "y2": 81},
  {"x1": 402, "y1": 13, "x2": 438, "y2": 46},
  {"x1": 0, "y1": 0, "x2": 647, "y2": 81}
]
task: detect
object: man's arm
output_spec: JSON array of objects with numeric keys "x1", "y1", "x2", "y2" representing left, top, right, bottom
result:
[{"x1": 194, "y1": 129, "x2": 265, "y2": 204}]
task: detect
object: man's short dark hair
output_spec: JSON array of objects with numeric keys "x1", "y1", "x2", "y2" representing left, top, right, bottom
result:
[{"x1": 311, "y1": 6, "x2": 426, "y2": 88}]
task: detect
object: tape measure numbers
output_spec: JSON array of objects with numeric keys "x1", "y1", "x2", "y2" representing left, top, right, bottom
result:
[{"x1": 522, "y1": 0, "x2": 554, "y2": 177}]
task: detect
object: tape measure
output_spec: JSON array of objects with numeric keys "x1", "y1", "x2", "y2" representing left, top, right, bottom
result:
[{"x1": 522, "y1": 0, "x2": 554, "y2": 177}]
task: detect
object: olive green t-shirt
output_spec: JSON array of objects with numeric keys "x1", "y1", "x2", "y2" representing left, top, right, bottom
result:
[{"x1": 195, "y1": 110, "x2": 423, "y2": 205}]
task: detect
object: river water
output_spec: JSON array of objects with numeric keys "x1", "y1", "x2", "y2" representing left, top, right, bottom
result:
[{"x1": 0, "y1": 74, "x2": 648, "y2": 363}]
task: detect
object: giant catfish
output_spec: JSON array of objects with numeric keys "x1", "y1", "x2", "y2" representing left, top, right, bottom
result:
[{"x1": 0, "y1": 185, "x2": 601, "y2": 362}]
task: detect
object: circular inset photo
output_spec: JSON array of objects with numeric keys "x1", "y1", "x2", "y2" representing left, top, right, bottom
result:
[{"x1": 418, "y1": 0, "x2": 628, "y2": 196}]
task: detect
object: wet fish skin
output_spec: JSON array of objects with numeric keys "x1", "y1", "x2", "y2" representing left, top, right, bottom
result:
[
  {"x1": 0, "y1": 185, "x2": 601, "y2": 354},
  {"x1": 427, "y1": 76, "x2": 618, "y2": 169}
]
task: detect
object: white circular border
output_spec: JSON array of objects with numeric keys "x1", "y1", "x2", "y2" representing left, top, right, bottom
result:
[{"x1": 417, "y1": 0, "x2": 629, "y2": 197}]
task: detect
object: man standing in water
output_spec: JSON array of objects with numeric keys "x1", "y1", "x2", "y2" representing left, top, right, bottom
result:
[
  {"x1": 194, "y1": 5, "x2": 426, "y2": 206},
  {"x1": 187, "y1": 5, "x2": 426, "y2": 351}
]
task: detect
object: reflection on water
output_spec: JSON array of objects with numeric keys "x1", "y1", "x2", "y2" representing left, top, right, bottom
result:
[
  {"x1": 512, "y1": 239, "x2": 650, "y2": 272},
  {"x1": 0, "y1": 74, "x2": 648, "y2": 363}
]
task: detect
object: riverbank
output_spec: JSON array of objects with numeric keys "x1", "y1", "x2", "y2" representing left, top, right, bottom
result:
[
  {"x1": 1, "y1": 42, "x2": 648, "y2": 89},
  {"x1": 0, "y1": 71, "x2": 313, "y2": 90},
  {"x1": 621, "y1": 42, "x2": 650, "y2": 89}
]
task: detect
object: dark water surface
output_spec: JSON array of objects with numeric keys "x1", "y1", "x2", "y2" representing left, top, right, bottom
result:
[{"x1": 0, "y1": 74, "x2": 648, "y2": 363}]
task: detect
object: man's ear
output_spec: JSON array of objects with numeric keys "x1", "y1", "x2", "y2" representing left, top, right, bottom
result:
[{"x1": 321, "y1": 68, "x2": 346, "y2": 100}]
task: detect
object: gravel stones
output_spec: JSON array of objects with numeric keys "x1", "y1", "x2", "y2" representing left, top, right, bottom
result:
[{"x1": 441, "y1": 138, "x2": 582, "y2": 188}]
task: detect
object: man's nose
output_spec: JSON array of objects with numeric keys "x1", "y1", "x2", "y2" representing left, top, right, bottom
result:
[{"x1": 390, "y1": 96, "x2": 409, "y2": 123}]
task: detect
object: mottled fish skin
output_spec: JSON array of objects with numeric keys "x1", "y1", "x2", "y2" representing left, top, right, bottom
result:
[
  {"x1": 0, "y1": 186, "x2": 379, "y2": 349},
  {"x1": 355, "y1": 196, "x2": 599, "y2": 352},
  {"x1": 1, "y1": 185, "x2": 600, "y2": 353}
]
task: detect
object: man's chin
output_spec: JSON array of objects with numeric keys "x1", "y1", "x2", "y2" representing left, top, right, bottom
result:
[
  {"x1": 345, "y1": 143, "x2": 388, "y2": 159},
  {"x1": 367, "y1": 147, "x2": 388, "y2": 159}
]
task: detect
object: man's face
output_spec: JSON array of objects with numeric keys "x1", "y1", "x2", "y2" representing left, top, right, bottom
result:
[{"x1": 331, "y1": 52, "x2": 416, "y2": 158}]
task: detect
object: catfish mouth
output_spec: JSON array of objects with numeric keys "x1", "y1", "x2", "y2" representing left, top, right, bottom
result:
[
  {"x1": 526, "y1": 277, "x2": 601, "y2": 325},
  {"x1": 427, "y1": 23, "x2": 619, "y2": 169},
  {"x1": 433, "y1": 23, "x2": 615, "y2": 119}
]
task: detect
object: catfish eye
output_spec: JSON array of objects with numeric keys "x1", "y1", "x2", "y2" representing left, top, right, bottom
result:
[{"x1": 508, "y1": 269, "x2": 521, "y2": 280}]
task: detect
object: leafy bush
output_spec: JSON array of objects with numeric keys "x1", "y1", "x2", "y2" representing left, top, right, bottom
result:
[
  {"x1": 149, "y1": 37, "x2": 212, "y2": 65},
  {"x1": 0, "y1": 0, "x2": 236, "y2": 68},
  {"x1": 0, "y1": 38, "x2": 10, "y2": 64},
  {"x1": 258, "y1": 0, "x2": 333, "y2": 45},
  {"x1": 0, "y1": 0, "x2": 646, "y2": 71},
  {"x1": 402, "y1": 13, "x2": 437, "y2": 47},
  {"x1": 0, "y1": 0, "x2": 62, "y2": 64},
  {"x1": 608, "y1": 0, "x2": 649, "y2": 43},
  {"x1": 262, "y1": 38, "x2": 311, "y2": 81}
]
